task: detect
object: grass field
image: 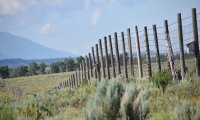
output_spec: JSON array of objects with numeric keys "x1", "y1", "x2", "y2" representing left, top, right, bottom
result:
[
  {"x1": 0, "y1": 59, "x2": 200, "y2": 119},
  {"x1": 0, "y1": 72, "x2": 72, "y2": 97}
]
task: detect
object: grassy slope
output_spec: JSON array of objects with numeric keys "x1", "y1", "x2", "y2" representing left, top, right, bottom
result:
[{"x1": 0, "y1": 72, "x2": 72, "y2": 97}]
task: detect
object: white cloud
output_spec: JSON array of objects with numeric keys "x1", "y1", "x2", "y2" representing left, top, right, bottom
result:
[
  {"x1": 40, "y1": 23, "x2": 55, "y2": 34},
  {"x1": 0, "y1": 0, "x2": 23, "y2": 15},
  {"x1": 90, "y1": 10, "x2": 101, "y2": 26}
]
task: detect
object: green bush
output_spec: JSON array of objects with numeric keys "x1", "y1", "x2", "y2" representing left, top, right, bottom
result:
[
  {"x1": 151, "y1": 70, "x2": 172, "y2": 92},
  {"x1": 85, "y1": 80, "x2": 149, "y2": 120}
]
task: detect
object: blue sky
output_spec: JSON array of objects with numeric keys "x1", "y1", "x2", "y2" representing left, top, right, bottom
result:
[{"x1": 0, "y1": 0, "x2": 200, "y2": 55}]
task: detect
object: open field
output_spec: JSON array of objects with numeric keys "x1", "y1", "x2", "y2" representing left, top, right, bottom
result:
[
  {"x1": 1, "y1": 74, "x2": 200, "y2": 120},
  {"x1": 0, "y1": 72, "x2": 72, "y2": 97}
]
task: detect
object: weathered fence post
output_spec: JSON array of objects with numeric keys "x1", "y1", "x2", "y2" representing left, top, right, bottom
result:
[
  {"x1": 96, "y1": 44, "x2": 101, "y2": 81},
  {"x1": 72, "y1": 74, "x2": 75, "y2": 87},
  {"x1": 92, "y1": 47, "x2": 97, "y2": 78},
  {"x1": 80, "y1": 63, "x2": 83, "y2": 84},
  {"x1": 78, "y1": 67, "x2": 80, "y2": 86},
  {"x1": 127, "y1": 28, "x2": 134, "y2": 76},
  {"x1": 99, "y1": 39, "x2": 106, "y2": 78},
  {"x1": 88, "y1": 53, "x2": 93, "y2": 78},
  {"x1": 135, "y1": 26, "x2": 143, "y2": 78},
  {"x1": 144, "y1": 27, "x2": 152, "y2": 78},
  {"x1": 75, "y1": 70, "x2": 78, "y2": 87},
  {"x1": 164, "y1": 20, "x2": 178, "y2": 80},
  {"x1": 68, "y1": 78, "x2": 71, "y2": 88},
  {"x1": 67, "y1": 79, "x2": 69, "y2": 88},
  {"x1": 114, "y1": 32, "x2": 121, "y2": 75},
  {"x1": 121, "y1": 32, "x2": 128, "y2": 81},
  {"x1": 192, "y1": 8, "x2": 200, "y2": 77},
  {"x1": 177, "y1": 13, "x2": 186, "y2": 80},
  {"x1": 109, "y1": 35, "x2": 116, "y2": 78},
  {"x1": 71, "y1": 75, "x2": 73, "y2": 88},
  {"x1": 104, "y1": 36, "x2": 111, "y2": 79},
  {"x1": 153, "y1": 24, "x2": 161, "y2": 73},
  {"x1": 82, "y1": 60, "x2": 86, "y2": 82},
  {"x1": 85, "y1": 55, "x2": 90, "y2": 80}
]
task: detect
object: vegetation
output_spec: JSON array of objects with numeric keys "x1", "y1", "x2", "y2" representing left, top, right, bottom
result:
[
  {"x1": 151, "y1": 70, "x2": 172, "y2": 92},
  {"x1": 0, "y1": 66, "x2": 9, "y2": 79},
  {"x1": 0, "y1": 64, "x2": 200, "y2": 119},
  {"x1": 0, "y1": 56, "x2": 84, "y2": 79},
  {"x1": 85, "y1": 79, "x2": 149, "y2": 120}
]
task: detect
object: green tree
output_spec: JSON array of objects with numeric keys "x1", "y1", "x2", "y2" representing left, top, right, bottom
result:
[
  {"x1": 29, "y1": 61, "x2": 39, "y2": 75},
  {"x1": 39, "y1": 62, "x2": 47, "y2": 74},
  {"x1": 50, "y1": 62, "x2": 60, "y2": 73},
  {"x1": 16, "y1": 66, "x2": 29, "y2": 77},
  {"x1": 0, "y1": 66, "x2": 9, "y2": 79},
  {"x1": 76, "y1": 56, "x2": 84, "y2": 67},
  {"x1": 65, "y1": 58, "x2": 76, "y2": 72},
  {"x1": 58, "y1": 61, "x2": 66, "y2": 72}
]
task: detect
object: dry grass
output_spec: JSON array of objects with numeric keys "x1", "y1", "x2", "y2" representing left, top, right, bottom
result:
[{"x1": 6, "y1": 72, "x2": 72, "y2": 95}]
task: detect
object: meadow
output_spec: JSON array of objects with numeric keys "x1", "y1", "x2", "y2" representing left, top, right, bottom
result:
[{"x1": 0, "y1": 65, "x2": 200, "y2": 120}]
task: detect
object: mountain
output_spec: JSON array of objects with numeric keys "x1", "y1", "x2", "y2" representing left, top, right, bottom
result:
[
  {"x1": 0, "y1": 32, "x2": 76, "y2": 60},
  {"x1": 0, "y1": 58, "x2": 67, "y2": 68}
]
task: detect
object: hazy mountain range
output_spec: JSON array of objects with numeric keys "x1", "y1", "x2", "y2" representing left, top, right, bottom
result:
[{"x1": 0, "y1": 32, "x2": 76, "y2": 60}]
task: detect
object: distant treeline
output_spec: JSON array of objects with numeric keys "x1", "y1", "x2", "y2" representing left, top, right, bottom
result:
[
  {"x1": 0, "y1": 52, "x2": 194, "y2": 79},
  {"x1": 0, "y1": 56, "x2": 84, "y2": 79}
]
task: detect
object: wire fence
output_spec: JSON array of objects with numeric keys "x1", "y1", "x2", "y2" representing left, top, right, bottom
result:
[{"x1": 52, "y1": 9, "x2": 200, "y2": 90}]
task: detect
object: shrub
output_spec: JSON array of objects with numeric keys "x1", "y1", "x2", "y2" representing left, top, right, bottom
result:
[
  {"x1": 85, "y1": 80, "x2": 149, "y2": 120},
  {"x1": 166, "y1": 77, "x2": 200, "y2": 98},
  {"x1": 148, "y1": 111, "x2": 170, "y2": 120},
  {"x1": 0, "y1": 96, "x2": 14, "y2": 120},
  {"x1": 151, "y1": 70, "x2": 172, "y2": 92},
  {"x1": 173, "y1": 101, "x2": 200, "y2": 120}
]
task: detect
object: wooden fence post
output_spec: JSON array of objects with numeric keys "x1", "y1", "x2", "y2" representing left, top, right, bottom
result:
[
  {"x1": 99, "y1": 39, "x2": 106, "y2": 78},
  {"x1": 121, "y1": 32, "x2": 128, "y2": 81},
  {"x1": 78, "y1": 67, "x2": 80, "y2": 86},
  {"x1": 71, "y1": 75, "x2": 73, "y2": 88},
  {"x1": 135, "y1": 26, "x2": 143, "y2": 78},
  {"x1": 164, "y1": 20, "x2": 178, "y2": 80},
  {"x1": 88, "y1": 53, "x2": 93, "y2": 78},
  {"x1": 114, "y1": 32, "x2": 121, "y2": 75},
  {"x1": 104, "y1": 36, "x2": 111, "y2": 79},
  {"x1": 69, "y1": 77, "x2": 72, "y2": 88},
  {"x1": 127, "y1": 28, "x2": 134, "y2": 76},
  {"x1": 85, "y1": 55, "x2": 90, "y2": 80},
  {"x1": 75, "y1": 70, "x2": 78, "y2": 87},
  {"x1": 153, "y1": 24, "x2": 161, "y2": 73},
  {"x1": 82, "y1": 60, "x2": 86, "y2": 82},
  {"x1": 80, "y1": 63, "x2": 83, "y2": 84},
  {"x1": 68, "y1": 78, "x2": 71, "y2": 88},
  {"x1": 96, "y1": 44, "x2": 101, "y2": 81},
  {"x1": 177, "y1": 13, "x2": 186, "y2": 80},
  {"x1": 109, "y1": 35, "x2": 116, "y2": 78},
  {"x1": 144, "y1": 27, "x2": 152, "y2": 78},
  {"x1": 92, "y1": 47, "x2": 97, "y2": 79},
  {"x1": 192, "y1": 8, "x2": 200, "y2": 77},
  {"x1": 67, "y1": 79, "x2": 69, "y2": 87},
  {"x1": 72, "y1": 74, "x2": 75, "y2": 88}
]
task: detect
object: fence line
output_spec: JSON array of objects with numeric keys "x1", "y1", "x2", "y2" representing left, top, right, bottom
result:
[{"x1": 50, "y1": 8, "x2": 200, "y2": 91}]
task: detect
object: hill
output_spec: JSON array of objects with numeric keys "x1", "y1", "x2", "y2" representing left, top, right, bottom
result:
[{"x1": 0, "y1": 32, "x2": 76, "y2": 60}]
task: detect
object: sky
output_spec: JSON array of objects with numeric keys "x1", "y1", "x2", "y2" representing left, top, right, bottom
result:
[{"x1": 0, "y1": 0, "x2": 200, "y2": 55}]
